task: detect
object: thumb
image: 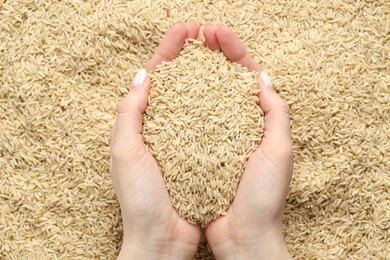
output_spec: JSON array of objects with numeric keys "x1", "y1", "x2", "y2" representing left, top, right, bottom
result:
[
  {"x1": 257, "y1": 71, "x2": 292, "y2": 148},
  {"x1": 111, "y1": 68, "x2": 149, "y2": 151}
]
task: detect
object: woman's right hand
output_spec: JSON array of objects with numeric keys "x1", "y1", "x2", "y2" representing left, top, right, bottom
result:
[
  {"x1": 110, "y1": 21, "x2": 202, "y2": 260},
  {"x1": 203, "y1": 24, "x2": 293, "y2": 260}
]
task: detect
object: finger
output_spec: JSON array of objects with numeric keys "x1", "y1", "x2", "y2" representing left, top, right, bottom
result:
[
  {"x1": 257, "y1": 72, "x2": 291, "y2": 146},
  {"x1": 113, "y1": 69, "x2": 150, "y2": 146},
  {"x1": 145, "y1": 22, "x2": 187, "y2": 71},
  {"x1": 186, "y1": 20, "x2": 200, "y2": 41},
  {"x1": 215, "y1": 24, "x2": 260, "y2": 71},
  {"x1": 203, "y1": 23, "x2": 221, "y2": 51},
  {"x1": 215, "y1": 24, "x2": 291, "y2": 145}
]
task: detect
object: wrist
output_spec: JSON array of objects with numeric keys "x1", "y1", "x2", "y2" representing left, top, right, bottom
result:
[
  {"x1": 241, "y1": 235, "x2": 291, "y2": 260},
  {"x1": 211, "y1": 229, "x2": 291, "y2": 260},
  {"x1": 118, "y1": 245, "x2": 153, "y2": 260},
  {"x1": 118, "y1": 237, "x2": 196, "y2": 260}
]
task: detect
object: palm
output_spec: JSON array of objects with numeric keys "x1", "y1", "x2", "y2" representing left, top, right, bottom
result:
[
  {"x1": 206, "y1": 139, "x2": 292, "y2": 243},
  {"x1": 237, "y1": 137, "x2": 293, "y2": 219},
  {"x1": 117, "y1": 149, "x2": 200, "y2": 248}
]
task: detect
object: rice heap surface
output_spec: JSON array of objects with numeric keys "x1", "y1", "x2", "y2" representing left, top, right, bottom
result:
[
  {"x1": 0, "y1": 0, "x2": 389, "y2": 259},
  {"x1": 143, "y1": 41, "x2": 262, "y2": 226}
]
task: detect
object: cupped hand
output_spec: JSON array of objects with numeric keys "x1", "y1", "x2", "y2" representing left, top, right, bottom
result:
[
  {"x1": 110, "y1": 21, "x2": 202, "y2": 260},
  {"x1": 204, "y1": 24, "x2": 293, "y2": 260}
]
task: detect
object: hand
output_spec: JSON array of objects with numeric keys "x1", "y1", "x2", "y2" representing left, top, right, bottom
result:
[
  {"x1": 110, "y1": 21, "x2": 202, "y2": 260},
  {"x1": 204, "y1": 24, "x2": 293, "y2": 260}
]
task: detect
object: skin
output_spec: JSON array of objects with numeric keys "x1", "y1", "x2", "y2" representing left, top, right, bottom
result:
[{"x1": 110, "y1": 21, "x2": 293, "y2": 259}]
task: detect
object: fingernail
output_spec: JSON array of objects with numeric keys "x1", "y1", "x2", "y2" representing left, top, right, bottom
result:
[
  {"x1": 132, "y1": 68, "x2": 147, "y2": 87},
  {"x1": 260, "y1": 71, "x2": 273, "y2": 88}
]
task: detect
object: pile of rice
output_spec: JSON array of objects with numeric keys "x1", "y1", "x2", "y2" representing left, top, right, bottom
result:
[
  {"x1": 0, "y1": 0, "x2": 388, "y2": 259},
  {"x1": 143, "y1": 41, "x2": 263, "y2": 226}
]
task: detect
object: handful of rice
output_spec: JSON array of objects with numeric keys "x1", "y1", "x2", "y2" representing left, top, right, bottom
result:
[{"x1": 143, "y1": 41, "x2": 264, "y2": 226}]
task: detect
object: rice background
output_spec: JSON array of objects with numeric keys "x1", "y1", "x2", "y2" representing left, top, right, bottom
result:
[{"x1": 0, "y1": 0, "x2": 389, "y2": 259}]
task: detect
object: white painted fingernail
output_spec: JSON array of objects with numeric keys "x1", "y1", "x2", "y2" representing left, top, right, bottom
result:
[
  {"x1": 260, "y1": 70, "x2": 273, "y2": 88},
  {"x1": 132, "y1": 68, "x2": 147, "y2": 87}
]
